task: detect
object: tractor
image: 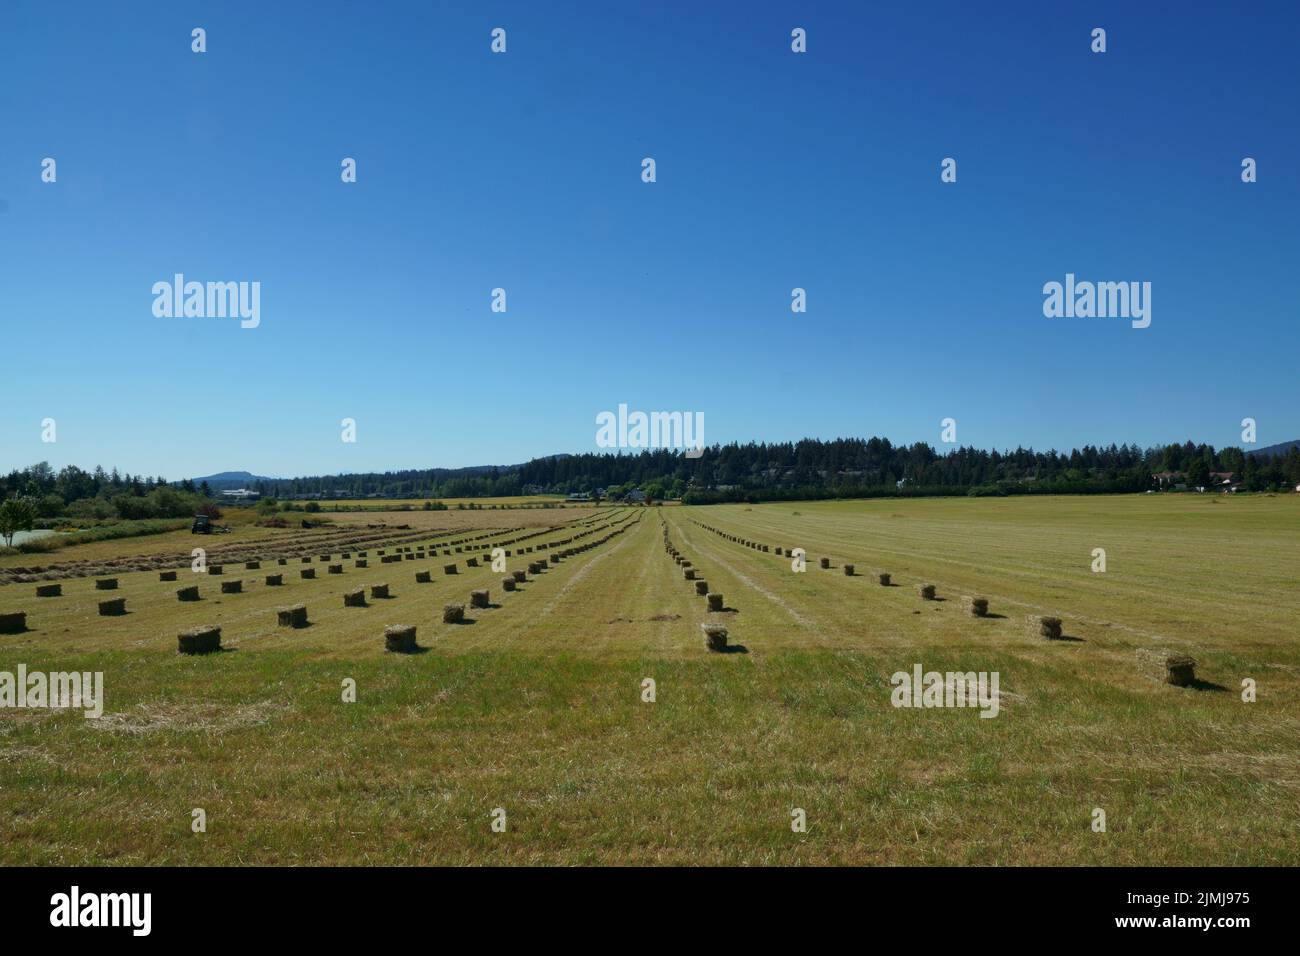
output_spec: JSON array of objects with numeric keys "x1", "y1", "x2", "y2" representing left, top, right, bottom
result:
[{"x1": 191, "y1": 514, "x2": 230, "y2": 534}]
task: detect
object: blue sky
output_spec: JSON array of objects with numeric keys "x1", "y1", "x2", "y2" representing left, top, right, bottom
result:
[{"x1": 2, "y1": 1, "x2": 1297, "y2": 478}]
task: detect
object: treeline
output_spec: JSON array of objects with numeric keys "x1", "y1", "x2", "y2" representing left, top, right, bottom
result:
[
  {"x1": 239, "y1": 439, "x2": 1300, "y2": 500},
  {"x1": 0, "y1": 463, "x2": 213, "y2": 521},
  {"x1": 5, "y1": 438, "x2": 1299, "y2": 515},
  {"x1": 251, "y1": 467, "x2": 524, "y2": 500}
]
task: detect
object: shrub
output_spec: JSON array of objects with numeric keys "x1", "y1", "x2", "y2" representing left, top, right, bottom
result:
[{"x1": 36, "y1": 494, "x2": 65, "y2": 519}]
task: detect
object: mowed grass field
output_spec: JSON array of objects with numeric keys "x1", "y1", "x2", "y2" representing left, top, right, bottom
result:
[
  {"x1": 1, "y1": 495, "x2": 1297, "y2": 865},
  {"x1": 302, "y1": 495, "x2": 569, "y2": 509}
]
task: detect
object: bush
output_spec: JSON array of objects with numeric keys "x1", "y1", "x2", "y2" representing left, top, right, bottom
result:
[
  {"x1": 36, "y1": 494, "x2": 65, "y2": 519},
  {"x1": 15, "y1": 534, "x2": 63, "y2": 553},
  {"x1": 66, "y1": 497, "x2": 116, "y2": 520}
]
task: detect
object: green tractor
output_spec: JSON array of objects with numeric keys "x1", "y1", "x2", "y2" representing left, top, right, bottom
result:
[{"x1": 191, "y1": 514, "x2": 230, "y2": 534}]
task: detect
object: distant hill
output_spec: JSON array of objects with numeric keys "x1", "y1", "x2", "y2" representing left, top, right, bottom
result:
[
  {"x1": 186, "y1": 471, "x2": 278, "y2": 490},
  {"x1": 1247, "y1": 440, "x2": 1300, "y2": 459}
]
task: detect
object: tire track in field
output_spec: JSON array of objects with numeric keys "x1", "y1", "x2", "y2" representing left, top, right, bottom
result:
[{"x1": 671, "y1": 515, "x2": 813, "y2": 628}]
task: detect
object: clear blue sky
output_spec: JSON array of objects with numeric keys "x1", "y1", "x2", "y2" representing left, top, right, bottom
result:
[{"x1": 2, "y1": 1, "x2": 1297, "y2": 479}]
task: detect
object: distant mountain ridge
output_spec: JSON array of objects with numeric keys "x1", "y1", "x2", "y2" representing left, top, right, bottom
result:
[
  {"x1": 1247, "y1": 440, "x2": 1300, "y2": 458},
  {"x1": 187, "y1": 471, "x2": 277, "y2": 490},
  {"x1": 188, "y1": 458, "x2": 571, "y2": 490}
]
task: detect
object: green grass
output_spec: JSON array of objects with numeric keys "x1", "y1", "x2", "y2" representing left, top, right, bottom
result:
[{"x1": 1, "y1": 495, "x2": 1297, "y2": 864}]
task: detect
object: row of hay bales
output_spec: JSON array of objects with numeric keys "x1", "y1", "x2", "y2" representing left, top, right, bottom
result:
[
  {"x1": 661, "y1": 519, "x2": 730, "y2": 651},
  {"x1": 6, "y1": 518, "x2": 580, "y2": 632},
  {"x1": 2, "y1": 522, "x2": 491, "y2": 586},
  {"x1": 7, "y1": 519, "x2": 648, "y2": 632},
  {"x1": 694, "y1": 519, "x2": 996, "y2": 615},
  {"x1": 168, "y1": 512, "x2": 642, "y2": 656},
  {"x1": 687, "y1": 519, "x2": 1201, "y2": 686}
]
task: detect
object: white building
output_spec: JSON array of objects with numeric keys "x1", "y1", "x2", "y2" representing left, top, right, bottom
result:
[{"x1": 219, "y1": 488, "x2": 261, "y2": 502}]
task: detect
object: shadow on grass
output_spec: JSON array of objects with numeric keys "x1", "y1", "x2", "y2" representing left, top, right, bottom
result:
[
  {"x1": 1187, "y1": 678, "x2": 1229, "y2": 692},
  {"x1": 388, "y1": 645, "x2": 431, "y2": 655},
  {"x1": 719, "y1": 643, "x2": 749, "y2": 654}
]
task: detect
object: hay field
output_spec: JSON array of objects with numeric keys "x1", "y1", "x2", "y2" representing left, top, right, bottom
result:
[
  {"x1": 303, "y1": 495, "x2": 570, "y2": 509},
  {"x1": 1, "y1": 495, "x2": 1296, "y2": 865}
]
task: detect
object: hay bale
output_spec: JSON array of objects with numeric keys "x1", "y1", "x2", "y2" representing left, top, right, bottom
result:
[
  {"x1": 707, "y1": 592, "x2": 724, "y2": 612},
  {"x1": 961, "y1": 596, "x2": 989, "y2": 617},
  {"x1": 355, "y1": 559, "x2": 368, "y2": 568},
  {"x1": 98, "y1": 597, "x2": 126, "y2": 616},
  {"x1": 775, "y1": 547, "x2": 783, "y2": 556},
  {"x1": 245, "y1": 561, "x2": 260, "y2": 570},
  {"x1": 502, "y1": 577, "x2": 516, "y2": 592},
  {"x1": 549, "y1": 555, "x2": 561, "y2": 565},
  {"x1": 467, "y1": 557, "x2": 479, "y2": 567},
  {"x1": 916, "y1": 584, "x2": 936, "y2": 600},
  {"x1": 36, "y1": 583, "x2": 62, "y2": 597},
  {"x1": 385, "y1": 624, "x2": 418, "y2": 653},
  {"x1": 177, "y1": 586, "x2": 200, "y2": 602},
  {"x1": 265, "y1": 574, "x2": 283, "y2": 586},
  {"x1": 843, "y1": 564, "x2": 855, "y2": 576},
  {"x1": 277, "y1": 604, "x2": 308, "y2": 628},
  {"x1": 220, "y1": 580, "x2": 242, "y2": 594},
  {"x1": 159, "y1": 570, "x2": 178, "y2": 582},
  {"x1": 512, "y1": 570, "x2": 526, "y2": 583},
  {"x1": 876, "y1": 571, "x2": 891, "y2": 586},
  {"x1": 1136, "y1": 649, "x2": 1197, "y2": 687},
  {"x1": 328, "y1": 564, "x2": 343, "y2": 574},
  {"x1": 319, "y1": 555, "x2": 331, "y2": 562},
  {"x1": 95, "y1": 578, "x2": 118, "y2": 590},
  {"x1": 470, "y1": 589, "x2": 489, "y2": 609},
  {"x1": 208, "y1": 565, "x2": 223, "y2": 576},
  {"x1": 358, "y1": 551, "x2": 368, "y2": 557},
  {"x1": 178, "y1": 626, "x2": 221, "y2": 655},
  {"x1": 444, "y1": 564, "x2": 458, "y2": 575},
  {"x1": 1026, "y1": 614, "x2": 1062, "y2": 640},
  {"x1": 342, "y1": 552, "x2": 351, "y2": 559},
  {"x1": 0, "y1": 612, "x2": 27, "y2": 634},
  {"x1": 683, "y1": 568, "x2": 696, "y2": 580},
  {"x1": 344, "y1": 588, "x2": 366, "y2": 607},
  {"x1": 702, "y1": 623, "x2": 729, "y2": 652},
  {"x1": 300, "y1": 568, "x2": 316, "y2": 579},
  {"x1": 415, "y1": 570, "x2": 431, "y2": 583},
  {"x1": 819, "y1": 557, "x2": 830, "y2": 569},
  {"x1": 442, "y1": 604, "x2": 465, "y2": 623},
  {"x1": 695, "y1": 579, "x2": 709, "y2": 595},
  {"x1": 370, "y1": 583, "x2": 390, "y2": 599}
]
